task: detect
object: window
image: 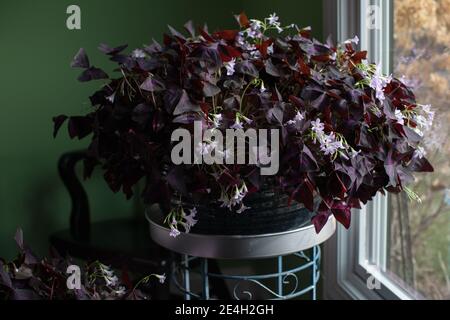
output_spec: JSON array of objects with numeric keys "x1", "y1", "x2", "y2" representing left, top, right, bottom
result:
[{"x1": 323, "y1": 0, "x2": 449, "y2": 300}]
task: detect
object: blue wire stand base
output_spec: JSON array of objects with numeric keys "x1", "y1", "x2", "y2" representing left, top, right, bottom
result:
[{"x1": 172, "y1": 246, "x2": 321, "y2": 300}]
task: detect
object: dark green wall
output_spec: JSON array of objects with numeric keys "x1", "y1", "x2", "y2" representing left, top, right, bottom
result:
[{"x1": 0, "y1": 0, "x2": 323, "y2": 259}]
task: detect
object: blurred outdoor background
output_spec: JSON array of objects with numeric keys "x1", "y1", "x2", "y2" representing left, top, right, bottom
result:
[{"x1": 388, "y1": 0, "x2": 450, "y2": 299}]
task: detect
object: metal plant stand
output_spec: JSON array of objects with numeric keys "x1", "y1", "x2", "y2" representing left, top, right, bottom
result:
[
  {"x1": 172, "y1": 247, "x2": 321, "y2": 300},
  {"x1": 146, "y1": 207, "x2": 335, "y2": 300}
]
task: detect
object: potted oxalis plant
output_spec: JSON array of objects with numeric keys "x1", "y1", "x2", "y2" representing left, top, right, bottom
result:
[{"x1": 53, "y1": 13, "x2": 434, "y2": 238}]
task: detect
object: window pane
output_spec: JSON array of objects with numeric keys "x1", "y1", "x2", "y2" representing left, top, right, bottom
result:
[{"x1": 388, "y1": 0, "x2": 450, "y2": 299}]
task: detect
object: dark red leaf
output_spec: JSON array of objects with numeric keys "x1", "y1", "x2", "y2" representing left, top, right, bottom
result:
[
  {"x1": 173, "y1": 90, "x2": 201, "y2": 115},
  {"x1": 78, "y1": 67, "x2": 108, "y2": 82},
  {"x1": 236, "y1": 12, "x2": 250, "y2": 28},
  {"x1": 98, "y1": 43, "x2": 128, "y2": 55},
  {"x1": 52, "y1": 115, "x2": 68, "y2": 138},
  {"x1": 68, "y1": 116, "x2": 93, "y2": 139},
  {"x1": 312, "y1": 211, "x2": 330, "y2": 233},
  {"x1": 140, "y1": 76, "x2": 165, "y2": 92},
  {"x1": 183, "y1": 20, "x2": 196, "y2": 37},
  {"x1": 214, "y1": 30, "x2": 239, "y2": 41},
  {"x1": 331, "y1": 202, "x2": 351, "y2": 229},
  {"x1": 71, "y1": 48, "x2": 89, "y2": 68}
]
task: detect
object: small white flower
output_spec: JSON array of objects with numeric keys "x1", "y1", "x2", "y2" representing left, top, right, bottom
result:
[
  {"x1": 230, "y1": 119, "x2": 244, "y2": 130},
  {"x1": 369, "y1": 63, "x2": 392, "y2": 102},
  {"x1": 412, "y1": 127, "x2": 424, "y2": 137},
  {"x1": 219, "y1": 192, "x2": 231, "y2": 208},
  {"x1": 267, "y1": 13, "x2": 279, "y2": 25},
  {"x1": 419, "y1": 104, "x2": 434, "y2": 130},
  {"x1": 242, "y1": 116, "x2": 253, "y2": 125},
  {"x1": 224, "y1": 58, "x2": 236, "y2": 76},
  {"x1": 169, "y1": 227, "x2": 180, "y2": 238},
  {"x1": 275, "y1": 23, "x2": 283, "y2": 33},
  {"x1": 105, "y1": 275, "x2": 119, "y2": 286},
  {"x1": 155, "y1": 273, "x2": 166, "y2": 284},
  {"x1": 114, "y1": 286, "x2": 126, "y2": 296},
  {"x1": 422, "y1": 104, "x2": 432, "y2": 114},
  {"x1": 131, "y1": 49, "x2": 146, "y2": 58},
  {"x1": 106, "y1": 92, "x2": 116, "y2": 103},
  {"x1": 311, "y1": 118, "x2": 325, "y2": 134},
  {"x1": 182, "y1": 207, "x2": 198, "y2": 231},
  {"x1": 189, "y1": 207, "x2": 197, "y2": 217},
  {"x1": 196, "y1": 142, "x2": 212, "y2": 155},
  {"x1": 250, "y1": 19, "x2": 263, "y2": 30},
  {"x1": 414, "y1": 146, "x2": 426, "y2": 159},
  {"x1": 219, "y1": 183, "x2": 248, "y2": 210},
  {"x1": 267, "y1": 44, "x2": 274, "y2": 55},
  {"x1": 320, "y1": 134, "x2": 343, "y2": 155},
  {"x1": 350, "y1": 149, "x2": 361, "y2": 158},
  {"x1": 246, "y1": 21, "x2": 263, "y2": 38},
  {"x1": 311, "y1": 121, "x2": 348, "y2": 158},
  {"x1": 293, "y1": 111, "x2": 304, "y2": 122},
  {"x1": 286, "y1": 111, "x2": 304, "y2": 129},
  {"x1": 212, "y1": 113, "x2": 223, "y2": 127},
  {"x1": 286, "y1": 120, "x2": 295, "y2": 125},
  {"x1": 260, "y1": 82, "x2": 267, "y2": 93},
  {"x1": 395, "y1": 109, "x2": 404, "y2": 125},
  {"x1": 344, "y1": 35, "x2": 359, "y2": 45},
  {"x1": 236, "y1": 203, "x2": 250, "y2": 213}
]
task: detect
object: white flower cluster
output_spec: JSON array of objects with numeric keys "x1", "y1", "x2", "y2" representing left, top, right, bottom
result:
[
  {"x1": 369, "y1": 64, "x2": 392, "y2": 102},
  {"x1": 94, "y1": 263, "x2": 127, "y2": 296},
  {"x1": 395, "y1": 109, "x2": 405, "y2": 125},
  {"x1": 413, "y1": 146, "x2": 426, "y2": 159},
  {"x1": 230, "y1": 114, "x2": 252, "y2": 130},
  {"x1": 413, "y1": 104, "x2": 434, "y2": 133},
  {"x1": 211, "y1": 113, "x2": 223, "y2": 127},
  {"x1": 399, "y1": 104, "x2": 434, "y2": 137},
  {"x1": 409, "y1": 104, "x2": 434, "y2": 159},
  {"x1": 224, "y1": 59, "x2": 236, "y2": 76},
  {"x1": 311, "y1": 119, "x2": 351, "y2": 158},
  {"x1": 219, "y1": 182, "x2": 250, "y2": 213},
  {"x1": 169, "y1": 207, "x2": 198, "y2": 237},
  {"x1": 234, "y1": 13, "x2": 296, "y2": 60},
  {"x1": 286, "y1": 111, "x2": 304, "y2": 130},
  {"x1": 344, "y1": 35, "x2": 359, "y2": 45},
  {"x1": 97, "y1": 263, "x2": 120, "y2": 286},
  {"x1": 195, "y1": 136, "x2": 232, "y2": 162},
  {"x1": 196, "y1": 140, "x2": 219, "y2": 156}
]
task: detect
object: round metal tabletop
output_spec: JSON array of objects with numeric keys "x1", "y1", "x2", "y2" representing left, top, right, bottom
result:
[{"x1": 146, "y1": 207, "x2": 336, "y2": 259}]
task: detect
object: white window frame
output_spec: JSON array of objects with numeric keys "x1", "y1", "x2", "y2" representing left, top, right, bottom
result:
[{"x1": 322, "y1": 0, "x2": 422, "y2": 300}]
